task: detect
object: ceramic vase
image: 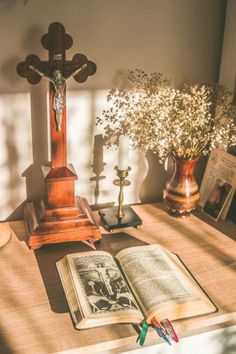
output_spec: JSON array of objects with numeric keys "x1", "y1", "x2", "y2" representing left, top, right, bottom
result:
[{"x1": 163, "y1": 156, "x2": 200, "y2": 217}]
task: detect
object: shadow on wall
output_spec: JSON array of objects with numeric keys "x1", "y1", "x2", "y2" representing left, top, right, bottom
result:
[
  {"x1": 139, "y1": 153, "x2": 208, "y2": 205},
  {"x1": 2, "y1": 85, "x2": 208, "y2": 222},
  {"x1": 3, "y1": 116, "x2": 20, "y2": 212},
  {"x1": 0, "y1": 80, "x2": 207, "y2": 222},
  {"x1": 1, "y1": 56, "x2": 23, "y2": 94},
  {"x1": 139, "y1": 151, "x2": 170, "y2": 203},
  {"x1": 6, "y1": 83, "x2": 49, "y2": 221},
  {"x1": 213, "y1": 326, "x2": 236, "y2": 354},
  {"x1": 0, "y1": 93, "x2": 31, "y2": 221},
  {"x1": 90, "y1": 133, "x2": 115, "y2": 210},
  {"x1": 0, "y1": 0, "x2": 28, "y2": 11},
  {"x1": 90, "y1": 134, "x2": 106, "y2": 206},
  {"x1": 3, "y1": 112, "x2": 28, "y2": 221},
  {"x1": 0, "y1": 330, "x2": 15, "y2": 354},
  {"x1": 0, "y1": 28, "x2": 174, "y2": 220},
  {"x1": 0, "y1": 24, "x2": 45, "y2": 95},
  {"x1": 3, "y1": 85, "x2": 153, "y2": 221},
  {"x1": 1, "y1": 24, "x2": 48, "y2": 221},
  {"x1": 23, "y1": 83, "x2": 49, "y2": 195}
]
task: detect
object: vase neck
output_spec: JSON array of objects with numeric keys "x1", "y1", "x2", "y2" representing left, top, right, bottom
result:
[{"x1": 173, "y1": 158, "x2": 198, "y2": 176}]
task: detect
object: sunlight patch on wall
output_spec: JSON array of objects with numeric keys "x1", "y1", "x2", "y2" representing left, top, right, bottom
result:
[
  {"x1": 0, "y1": 93, "x2": 32, "y2": 220},
  {"x1": 93, "y1": 90, "x2": 148, "y2": 206},
  {"x1": 67, "y1": 89, "x2": 147, "y2": 207},
  {"x1": 67, "y1": 90, "x2": 95, "y2": 203},
  {"x1": 0, "y1": 89, "x2": 147, "y2": 220}
]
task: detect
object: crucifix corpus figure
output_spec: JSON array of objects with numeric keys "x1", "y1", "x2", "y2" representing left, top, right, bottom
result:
[{"x1": 29, "y1": 63, "x2": 88, "y2": 131}]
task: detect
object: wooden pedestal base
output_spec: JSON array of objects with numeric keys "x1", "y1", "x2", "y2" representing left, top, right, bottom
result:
[{"x1": 24, "y1": 196, "x2": 101, "y2": 250}]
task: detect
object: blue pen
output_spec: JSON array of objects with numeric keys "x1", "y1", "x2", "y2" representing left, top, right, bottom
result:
[
  {"x1": 153, "y1": 325, "x2": 172, "y2": 345},
  {"x1": 151, "y1": 317, "x2": 172, "y2": 345}
]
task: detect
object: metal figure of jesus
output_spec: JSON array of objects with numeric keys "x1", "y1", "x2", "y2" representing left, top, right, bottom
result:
[{"x1": 29, "y1": 63, "x2": 87, "y2": 131}]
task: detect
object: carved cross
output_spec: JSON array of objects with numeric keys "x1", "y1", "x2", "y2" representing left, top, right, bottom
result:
[{"x1": 17, "y1": 22, "x2": 96, "y2": 168}]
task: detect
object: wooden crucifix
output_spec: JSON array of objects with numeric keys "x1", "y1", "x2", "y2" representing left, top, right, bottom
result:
[{"x1": 17, "y1": 22, "x2": 101, "y2": 249}]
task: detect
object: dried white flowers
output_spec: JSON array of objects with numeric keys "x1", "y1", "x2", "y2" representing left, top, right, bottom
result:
[{"x1": 97, "y1": 68, "x2": 236, "y2": 163}]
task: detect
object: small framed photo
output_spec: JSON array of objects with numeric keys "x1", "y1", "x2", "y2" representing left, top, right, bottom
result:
[{"x1": 203, "y1": 177, "x2": 232, "y2": 221}]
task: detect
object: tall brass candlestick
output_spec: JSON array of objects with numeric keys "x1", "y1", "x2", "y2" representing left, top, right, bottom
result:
[
  {"x1": 113, "y1": 166, "x2": 131, "y2": 219},
  {"x1": 98, "y1": 165, "x2": 142, "y2": 232}
]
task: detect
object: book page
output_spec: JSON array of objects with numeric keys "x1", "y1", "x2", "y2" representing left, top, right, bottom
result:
[
  {"x1": 64, "y1": 251, "x2": 143, "y2": 327},
  {"x1": 116, "y1": 245, "x2": 216, "y2": 322},
  {"x1": 199, "y1": 148, "x2": 236, "y2": 219}
]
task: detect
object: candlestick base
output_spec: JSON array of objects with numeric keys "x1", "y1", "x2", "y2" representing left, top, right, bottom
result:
[{"x1": 98, "y1": 205, "x2": 142, "y2": 232}]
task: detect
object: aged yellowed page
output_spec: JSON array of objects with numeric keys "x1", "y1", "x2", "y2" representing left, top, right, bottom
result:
[{"x1": 116, "y1": 245, "x2": 216, "y2": 322}]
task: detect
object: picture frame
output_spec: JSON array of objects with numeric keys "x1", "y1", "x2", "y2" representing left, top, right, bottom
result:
[
  {"x1": 199, "y1": 148, "x2": 236, "y2": 220},
  {"x1": 203, "y1": 177, "x2": 233, "y2": 221}
]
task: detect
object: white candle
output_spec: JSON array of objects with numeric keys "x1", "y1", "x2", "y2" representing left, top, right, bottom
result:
[{"x1": 118, "y1": 135, "x2": 129, "y2": 170}]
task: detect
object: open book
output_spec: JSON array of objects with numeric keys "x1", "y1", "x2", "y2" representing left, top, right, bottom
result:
[{"x1": 56, "y1": 244, "x2": 216, "y2": 329}]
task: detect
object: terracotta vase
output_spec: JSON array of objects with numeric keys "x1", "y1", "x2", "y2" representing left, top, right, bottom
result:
[{"x1": 163, "y1": 156, "x2": 200, "y2": 217}]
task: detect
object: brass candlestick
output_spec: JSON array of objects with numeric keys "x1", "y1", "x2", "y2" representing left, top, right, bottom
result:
[
  {"x1": 113, "y1": 166, "x2": 131, "y2": 219},
  {"x1": 98, "y1": 166, "x2": 142, "y2": 231}
]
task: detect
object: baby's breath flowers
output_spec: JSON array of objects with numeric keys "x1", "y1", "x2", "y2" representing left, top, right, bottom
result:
[{"x1": 97, "y1": 69, "x2": 236, "y2": 163}]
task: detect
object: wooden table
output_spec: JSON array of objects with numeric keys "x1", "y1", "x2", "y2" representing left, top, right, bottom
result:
[{"x1": 0, "y1": 203, "x2": 236, "y2": 354}]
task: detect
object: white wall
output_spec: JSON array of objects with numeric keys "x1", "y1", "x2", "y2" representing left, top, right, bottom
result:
[
  {"x1": 0, "y1": 0, "x2": 227, "y2": 220},
  {"x1": 219, "y1": 0, "x2": 236, "y2": 159},
  {"x1": 219, "y1": 0, "x2": 236, "y2": 92}
]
